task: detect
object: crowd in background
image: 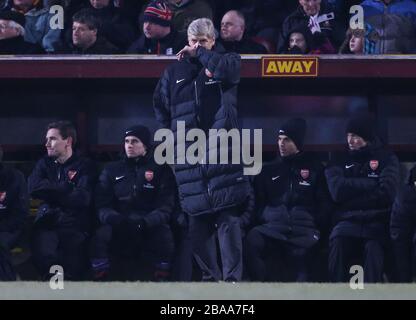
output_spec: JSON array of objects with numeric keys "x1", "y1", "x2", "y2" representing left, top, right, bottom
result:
[{"x1": 0, "y1": 0, "x2": 415, "y2": 55}]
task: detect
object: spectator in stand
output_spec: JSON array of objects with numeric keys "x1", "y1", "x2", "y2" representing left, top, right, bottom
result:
[
  {"x1": 0, "y1": 10, "x2": 44, "y2": 53},
  {"x1": 212, "y1": 0, "x2": 297, "y2": 46},
  {"x1": 277, "y1": 0, "x2": 344, "y2": 54},
  {"x1": 127, "y1": 1, "x2": 186, "y2": 55},
  {"x1": 339, "y1": 28, "x2": 364, "y2": 54},
  {"x1": 360, "y1": 0, "x2": 416, "y2": 53},
  {"x1": 0, "y1": 0, "x2": 62, "y2": 52},
  {"x1": 69, "y1": 0, "x2": 136, "y2": 51},
  {"x1": 218, "y1": 10, "x2": 268, "y2": 54},
  {"x1": 62, "y1": 8, "x2": 120, "y2": 54},
  {"x1": 283, "y1": 25, "x2": 336, "y2": 54}
]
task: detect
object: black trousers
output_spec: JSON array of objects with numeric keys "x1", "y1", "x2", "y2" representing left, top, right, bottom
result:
[
  {"x1": 32, "y1": 227, "x2": 87, "y2": 280},
  {"x1": 244, "y1": 227, "x2": 314, "y2": 282},
  {"x1": 188, "y1": 209, "x2": 243, "y2": 282},
  {"x1": 329, "y1": 236, "x2": 385, "y2": 283},
  {"x1": 90, "y1": 223, "x2": 175, "y2": 269}
]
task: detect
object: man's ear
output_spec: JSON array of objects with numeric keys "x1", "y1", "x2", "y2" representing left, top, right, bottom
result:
[{"x1": 66, "y1": 136, "x2": 73, "y2": 148}]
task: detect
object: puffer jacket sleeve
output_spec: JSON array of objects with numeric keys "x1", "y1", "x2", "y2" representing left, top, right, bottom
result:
[
  {"x1": 153, "y1": 68, "x2": 172, "y2": 129},
  {"x1": 196, "y1": 46, "x2": 241, "y2": 86}
]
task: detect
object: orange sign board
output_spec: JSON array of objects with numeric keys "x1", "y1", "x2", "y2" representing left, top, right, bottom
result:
[{"x1": 262, "y1": 56, "x2": 319, "y2": 77}]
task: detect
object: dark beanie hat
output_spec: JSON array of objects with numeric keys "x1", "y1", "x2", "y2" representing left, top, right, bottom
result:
[
  {"x1": 346, "y1": 113, "x2": 375, "y2": 142},
  {"x1": 0, "y1": 11, "x2": 25, "y2": 28},
  {"x1": 143, "y1": 1, "x2": 173, "y2": 27},
  {"x1": 278, "y1": 118, "x2": 307, "y2": 150},
  {"x1": 124, "y1": 125, "x2": 152, "y2": 148}
]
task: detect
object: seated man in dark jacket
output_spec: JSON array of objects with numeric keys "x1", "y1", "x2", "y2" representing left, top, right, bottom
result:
[
  {"x1": 29, "y1": 121, "x2": 96, "y2": 280},
  {"x1": 390, "y1": 165, "x2": 416, "y2": 282},
  {"x1": 326, "y1": 114, "x2": 400, "y2": 283},
  {"x1": 127, "y1": 1, "x2": 186, "y2": 55},
  {"x1": 218, "y1": 10, "x2": 268, "y2": 54},
  {"x1": 90, "y1": 125, "x2": 177, "y2": 281},
  {"x1": 68, "y1": 0, "x2": 136, "y2": 51},
  {"x1": 246, "y1": 118, "x2": 330, "y2": 282},
  {"x1": 0, "y1": 10, "x2": 43, "y2": 54},
  {"x1": 0, "y1": 146, "x2": 28, "y2": 280},
  {"x1": 62, "y1": 9, "x2": 120, "y2": 54}
]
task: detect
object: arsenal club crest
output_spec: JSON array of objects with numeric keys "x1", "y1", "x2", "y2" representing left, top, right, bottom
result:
[
  {"x1": 300, "y1": 169, "x2": 310, "y2": 180},
  {"x1": 0, "y1": 192, "x2": 6, "y2": 202},
  {"x1": 145, "y1": 170, "x2": 154, "y2": 182},
  {"x1": 68, "y1": 170, "x2": 77, "y2": 180},
  {"x1": 370, "y1": 160, "x2": 379, "y2": 171}
]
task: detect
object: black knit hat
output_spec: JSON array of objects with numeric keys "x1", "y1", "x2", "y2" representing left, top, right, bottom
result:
[
  {"x1": 0, "y1": 11, "x2": 25, "y2": 28},
  {"x1": 143, "y1": 1, "x2": 173, "y2": 27},
  {"x1": 124, "y1": 125, "x2": 152, "y2": 148},
  {"x1": 346, "y1": 113, "x2": 375, "y2": 142},
  {"x1": 278, "y1": 118, "x2": 307, "y2": 150}
]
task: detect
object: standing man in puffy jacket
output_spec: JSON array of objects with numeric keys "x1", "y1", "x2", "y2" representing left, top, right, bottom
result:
[
  {"x1": 29, "y1": 121, "x2": 96, "y2": 280},
  {"x1": 246, "y1": 118, "x2": 330, "y2": 282},
  {"x1": 326, "y1": 113, "x2": 400, "y2": 283},
  {"x1": 90, "y1": 125, "x2": 177, "y2": 281},
  {"x1": 153, "y1": 18, "x2": 252, "y2": 281},
  {"x1": 390, "y1": 165, "x2": 416, "y2": 282}
]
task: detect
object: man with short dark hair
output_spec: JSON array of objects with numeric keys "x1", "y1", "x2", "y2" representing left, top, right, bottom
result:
[
  {"x1": 127, "y1": 1, "x2": 186, "y2": 55},
  {"x1": 246, "y1": 118, "x2": 330, "y2": 281},
  {"x1": 90, "y1": 125, "x2": 176, "y2": 281},
  {"x1": 326, "y1": 113, "x2": 400, "y2": 283},
  {"x1": 29, "y1": 120, "x2": 96, "y2": 280},
  {"x1": 63, "y1": 9, "x2": 120, "y2": 54}
]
